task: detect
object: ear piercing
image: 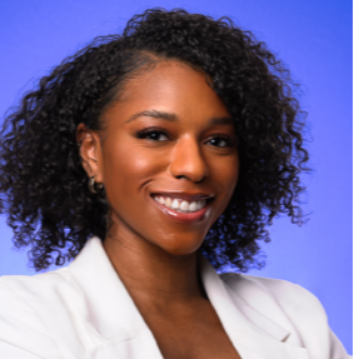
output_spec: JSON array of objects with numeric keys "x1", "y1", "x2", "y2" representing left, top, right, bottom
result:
[{"x1": 88, "y1": 176, "x2": 104, "y2": 194}]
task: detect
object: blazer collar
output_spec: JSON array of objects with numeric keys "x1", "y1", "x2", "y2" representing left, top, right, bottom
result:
[
  {"x1": 69, "y1": 237, "x2": 309, "y2": 359},
  {"x1": 200, "y1": 256, "x2": 309, "y2": 359}
]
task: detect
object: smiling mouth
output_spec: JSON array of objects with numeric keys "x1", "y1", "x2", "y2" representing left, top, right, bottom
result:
[
  {"x1": 153, "y1": 195, "x2": 208, "y2": 213},
  {"x1": 150, "y1": 193, "x2": 214, "y2": 223}
]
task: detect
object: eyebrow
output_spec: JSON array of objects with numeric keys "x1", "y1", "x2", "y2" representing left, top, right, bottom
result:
[{"x1": 125, "y1": 109, "x2": 233, "y2": 125}]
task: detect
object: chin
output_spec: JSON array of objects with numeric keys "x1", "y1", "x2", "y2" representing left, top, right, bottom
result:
[{"x1": 156, "y1": 238, "x2": 204, "y2": 257}]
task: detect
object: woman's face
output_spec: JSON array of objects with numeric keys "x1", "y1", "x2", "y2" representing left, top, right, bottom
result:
[{"x1": 81, "y1": 60, "x2": 239, "y2": 256}]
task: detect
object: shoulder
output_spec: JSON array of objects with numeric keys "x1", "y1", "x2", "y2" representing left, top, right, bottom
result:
[
  {"x1": 220, "y1": 272, "x2": 351, "y2": 358},
  {"x1": 0, "y1": 265, "x2": 87, "y2": 317},
  {"x1": 0, "y1": 268, "x2": 86, "y2": 358},
  {"x1": 0, "y1": 267, "x2": 83, "y2": 316},
  {"x1": 220, "y1": 272, "x2": 327, "y2": 328},
  {"x1": 221, "y1": 272, "x2": 325, "y2": 314}
]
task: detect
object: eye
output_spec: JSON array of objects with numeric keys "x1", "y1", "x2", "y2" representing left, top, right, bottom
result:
[
  {"x1": 207, "y1": 135, "x2": 234, "y2": 148},
  {"x1": 137, "y1": 129, "x2": 169, "y2": 142}
]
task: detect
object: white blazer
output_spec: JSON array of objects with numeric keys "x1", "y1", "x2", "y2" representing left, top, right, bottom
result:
[{"x1": 0, "y1": 236, "x2": 350, "y2": 359}]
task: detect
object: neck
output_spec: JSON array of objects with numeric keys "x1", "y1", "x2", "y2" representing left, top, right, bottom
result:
[{"x1": 103, "y1": 227, "x2": 205, "y2": 310}]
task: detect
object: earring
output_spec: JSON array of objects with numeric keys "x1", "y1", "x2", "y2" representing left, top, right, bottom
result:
[{"x1": 88, "y1": 176, "x2": 104, "y2": 194}]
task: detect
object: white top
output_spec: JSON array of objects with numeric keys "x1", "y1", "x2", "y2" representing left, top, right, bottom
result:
[{"x1": 0, "y1": 236, "x2": 350, "y2": 359}]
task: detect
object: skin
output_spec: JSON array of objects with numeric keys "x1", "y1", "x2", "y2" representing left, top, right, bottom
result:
[{"x1": 77, "y1": 60, "x2": 241, "y2": 359}]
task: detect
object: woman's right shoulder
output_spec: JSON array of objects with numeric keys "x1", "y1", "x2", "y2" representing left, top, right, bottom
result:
[
  {"x1": 0, "y1": 266, "x2": 83, "y2": 318},
  {"x1": 0, "y1": 266, "x2": 87, "y2": 325},
  {"x1": 0, "y1": 268, "x2": 84, "y2": 359},
  {"x1": 0, "y1": 266, "x2": 78, "y2": 303}
]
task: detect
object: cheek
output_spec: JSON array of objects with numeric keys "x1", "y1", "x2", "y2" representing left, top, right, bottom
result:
[{"x1": 102, "y1": 141, "x2": 162, "y2": 198}]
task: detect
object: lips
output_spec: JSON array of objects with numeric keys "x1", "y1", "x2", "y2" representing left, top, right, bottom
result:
[
  {"x1": 151, "y1": 192, "x2": 214, "y2": 223},
  {"x1": 153, "y1": 195, "x2": 207, "y2": 213}
]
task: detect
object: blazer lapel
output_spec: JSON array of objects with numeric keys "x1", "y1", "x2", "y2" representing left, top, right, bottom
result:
[
  {"x1": 69, "y1": 237, "x2": 164, "y2": 359},
  {"x1": 200, "y1": 256, "x2": 310, "y2": 359}
]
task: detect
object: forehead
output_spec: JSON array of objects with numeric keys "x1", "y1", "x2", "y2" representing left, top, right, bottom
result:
[{"x1": 100, "y1": 60, "x2": 231, "y2": 128}]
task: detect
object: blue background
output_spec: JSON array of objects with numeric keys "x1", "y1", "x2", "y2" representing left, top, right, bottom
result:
[{"x1": 0, "y1": 0, "x2": 352, "y2": 353}]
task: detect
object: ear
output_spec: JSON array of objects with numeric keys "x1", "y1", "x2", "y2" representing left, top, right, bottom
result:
[{"x1": 76, "y1": 123, "x2": 104, "y2": 183}]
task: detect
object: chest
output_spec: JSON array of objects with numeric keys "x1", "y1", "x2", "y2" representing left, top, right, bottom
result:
[{"x1": 140, "y1": 304, "x2": 242, "y2": 359}]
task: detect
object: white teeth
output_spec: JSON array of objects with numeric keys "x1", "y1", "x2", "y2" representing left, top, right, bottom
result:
[
  {"x1": 189, "y1": 201, "x2": 198, "y2": 211},
  {"x1": 171, "y1": 199, "x2": 180, "y2": 209},
  {"x1": 165, "y1": 197, "x2": 172, "y2": 207},
  {"x1": 197, "y1": 200, "x2": 206, "y2": 210},
  {"x1": 154, "y1": 196, "x2": 209, "y2": 213},
  {"x1": 180, "y1": 200, "x2": 189, "y2": 211}
]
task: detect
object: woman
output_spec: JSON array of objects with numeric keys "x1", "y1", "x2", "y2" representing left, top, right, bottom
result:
[{"x1": 0, "y1": 8, "x2": 349, "y2": 359}]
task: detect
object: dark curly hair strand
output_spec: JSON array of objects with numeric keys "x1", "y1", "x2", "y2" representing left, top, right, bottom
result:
[{"x1": 0, "y1": 9, "x2": 308, "y2": 271}]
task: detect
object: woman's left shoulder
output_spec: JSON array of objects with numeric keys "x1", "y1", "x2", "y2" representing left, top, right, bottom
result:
[
  {"x1": 220, "y1": 272, "x2": 351, "y2": 359},
  {"x1": 221, "y1": 272, "x2": 324, "y2": 314}
]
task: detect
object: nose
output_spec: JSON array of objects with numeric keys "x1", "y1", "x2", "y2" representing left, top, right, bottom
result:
[{"x1": 168, "y1": 136, "x2": 209, "y2": 183}]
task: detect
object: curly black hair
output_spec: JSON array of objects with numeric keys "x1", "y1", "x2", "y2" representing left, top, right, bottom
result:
[{"x1": 0, "y1": 8, "x2": 308, "y2": 272}]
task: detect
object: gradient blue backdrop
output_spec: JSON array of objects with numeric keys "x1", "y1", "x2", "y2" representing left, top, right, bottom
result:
[{"x1": 0, "y1": 0, "x2": 352, "y2": 353}]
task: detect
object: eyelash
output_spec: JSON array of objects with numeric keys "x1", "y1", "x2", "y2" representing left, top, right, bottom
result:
[{"x1": 137, "y1": 128, "x2": 235, "y2": 148}]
